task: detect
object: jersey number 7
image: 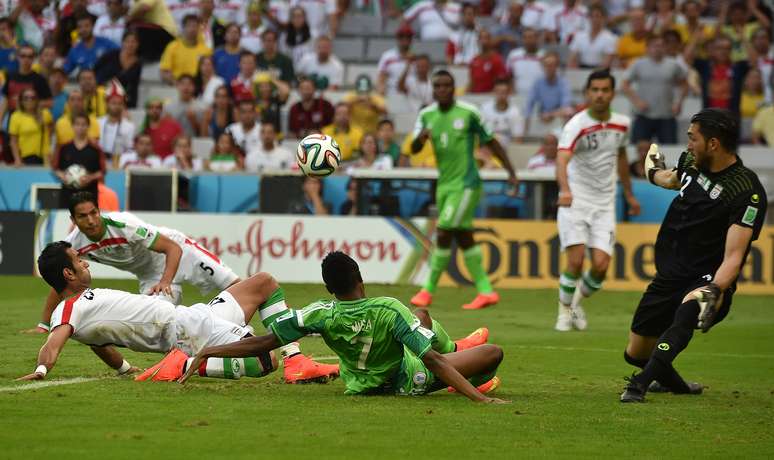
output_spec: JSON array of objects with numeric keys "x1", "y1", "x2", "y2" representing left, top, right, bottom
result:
[{"x1": 350, "y1": 336, "x2": 373, "y2": 369}]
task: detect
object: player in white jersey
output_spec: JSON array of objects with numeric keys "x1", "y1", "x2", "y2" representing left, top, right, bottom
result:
[
  {"x1": 555, "y1": 69, "x2": 640, "y2": 332},
  {"x1": 27, "y1": 192, "x2": 339, "y2": 383},
  {"x1": 18, "y1": 241, "x2": 282, "y2": 382}
]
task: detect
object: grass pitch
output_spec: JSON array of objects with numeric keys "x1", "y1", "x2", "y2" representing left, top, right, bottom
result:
[{"x1": 1, "y1": 275, "x2": 773, "y2": 459}]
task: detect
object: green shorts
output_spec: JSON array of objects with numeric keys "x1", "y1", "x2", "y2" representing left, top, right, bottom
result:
[
  {"x1": 393, "y1": 348, "x2": 443, "y2": 396},
  {"x1": 436, "y1": 186, "x2": 482, "y2": 231}
]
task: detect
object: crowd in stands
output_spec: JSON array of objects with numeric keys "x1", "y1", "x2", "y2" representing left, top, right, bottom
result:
[{"x1": 0, "y1": 0, "x2": 772, "y2": 213}]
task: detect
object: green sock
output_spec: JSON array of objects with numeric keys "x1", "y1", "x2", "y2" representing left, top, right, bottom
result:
[
  {"x1": 559, "y1": 271, "x2": 578, "y2": 306},
  {"x1": 463, "y1": 245, "x2": 493, "y2": 294},
  {"x1": 187, "y1": 357, "x2": 273, "y2": 379},
  {"x1": 259, "y1": 287, "x2": 288, "y2": 329},
  {"x1": 431, "y1": 319, "x2": 455, "y2": 354},
  {"x1": 423, "y1": 247, "x2": 451, "y2": 293},
  {"x1": 580, "y1": 271, "x2": 604, "y2": 298},
  {"x1": 468, "y1": 368, "x2": 497, "y2": 388}
]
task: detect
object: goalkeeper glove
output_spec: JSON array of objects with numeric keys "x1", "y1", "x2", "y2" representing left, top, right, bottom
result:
[
  {"x1": 644, "y1": 143, "x2": 667, "y2": 185},
  {"x1": 694, "y1": 283, "x2": 722, "y2": 333}
]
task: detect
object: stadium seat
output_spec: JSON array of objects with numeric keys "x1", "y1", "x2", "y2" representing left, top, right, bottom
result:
[
  {"x1": 365, "y1": 38, "x2": 395, "y2": 63},
  {"x1": 333, "y1": 37, "x2": 366, "y2": 62},
  {"x1": 140, "y1": 62, "x2": 162, "y2": 84},
  {"x1": 128, "y1": 108, "x2": 144, "y2": 128},
  {"x1": 345, "y1": 64, "x2": 378, "y2": 86},
  {"x1": 338, "y1": 14, "x2": 384, "y2": 36},
  {"x1": 192, "y1": 137, "x2": 214, "y2": 159},
  {"x1": 413, "y1": 41, "x2": 448, "y2": 64}
]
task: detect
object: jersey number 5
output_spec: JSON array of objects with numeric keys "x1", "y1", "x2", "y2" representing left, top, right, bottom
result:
[
  {"x1": 199, "y1": 262, "x2": 214, "y2": 276},
  {"x1": 350, "y1": 336, "x2": 373, "y2": 369}
]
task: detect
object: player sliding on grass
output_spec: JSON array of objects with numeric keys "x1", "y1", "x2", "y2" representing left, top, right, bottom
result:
[
  {"x1": 181, "y1": 252, "x2": 507, "y2": 403},
  {"x1": 621, "y1": 108, "x2": 767, "y2": 403},
  {"x1": 26, "y1": 192, "x2": 338, "y2": 384},
  {"x1": 410, "y1": 70, "x2": 518, "y2": 310}
]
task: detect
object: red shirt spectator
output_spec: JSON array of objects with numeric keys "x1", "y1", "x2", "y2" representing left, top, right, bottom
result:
[
  {"x1": 143, "y1": 99, "x2": 183, "y2": 158},
  {"x1": 468, "y1": 30, "x2": 507, "y2": 93},
  {"x1": 288, "y1": 78, "x2": 335, "y2": 138}
]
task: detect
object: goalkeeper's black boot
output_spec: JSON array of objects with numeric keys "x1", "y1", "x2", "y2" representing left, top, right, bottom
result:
[
  {"x1": 620, "y1": 375, "x2": 647, "y2": 403},
  {"x1": 648, "y1": 381, "x2": 704, "y2": 395}
]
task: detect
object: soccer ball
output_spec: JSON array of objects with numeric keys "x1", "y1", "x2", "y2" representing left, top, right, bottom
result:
[
  {"x1": 64, "y1": 164, "x2": 87, "y2": 188},
  {"x1": 296, "y1": 134, "x2": 341, "y2": 177}
]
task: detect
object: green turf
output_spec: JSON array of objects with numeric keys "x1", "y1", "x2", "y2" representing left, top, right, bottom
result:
[{"x1": 1, "y1": 275, "x2": 773, "y2": 459}]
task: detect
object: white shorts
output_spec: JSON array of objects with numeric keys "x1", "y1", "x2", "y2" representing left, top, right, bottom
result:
[
  {"x1": 557, "y1": 206, "x2": 616, "y2": 255},
  {"x1": 174, "y1": 291, "x2": 251, "y2": 356}
]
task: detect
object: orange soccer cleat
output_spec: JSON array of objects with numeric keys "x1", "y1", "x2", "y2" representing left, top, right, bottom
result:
[
  {"x1": 410, "y1": 289, "x2": 433, "y2": 307},
  {"x1": 283, "y1": 354, "x2": 340, "y2": 384},
  {"x1": 454, "y1": 327, "x2": 490, "y2": 352},
  {"x1": 448, "y1": 376, "x2": 501, "y2": 394},
  {"x1": 462, "y1": 292, "x2": 500, "y2": 310},
  {"x1": 135, "y1": 348, "x2": 189, "y2": 382}
]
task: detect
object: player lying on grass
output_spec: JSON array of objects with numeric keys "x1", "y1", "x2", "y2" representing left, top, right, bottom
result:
[
  {"x1": 26, "y1": 192, "x2": 338, "y2": 383},
  {"x1": 17, "y1": 241, "x2": 318, "y2": 383},
  {"x1": 620, "y1": 108, "x2": 767, "y2": 403},
  {"x1": 181, "y1": 251, "x2": 509, "y2": 404}
]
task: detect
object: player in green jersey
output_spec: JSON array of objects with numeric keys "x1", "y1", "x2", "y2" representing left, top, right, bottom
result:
[
  {"x1": 409, "y1": 70, "x2": 518, "y2": 310},
  {"x1": 180, "y1": 252, "x2": 508, "y2": 403}
]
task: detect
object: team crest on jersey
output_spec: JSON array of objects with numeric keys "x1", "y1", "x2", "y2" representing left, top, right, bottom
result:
[
  {"x1": 709, "y1": 183, "x2": 723, "y2": 200},
  {"x1": 696, "y1": 174, "x2": 711, "y2": 191},
  {"x1": 413, "y1": 371, "x2": 427, "y2": 386},
  {"x1": 453, "y1": 118, "x2": 464, "y2": 130}
]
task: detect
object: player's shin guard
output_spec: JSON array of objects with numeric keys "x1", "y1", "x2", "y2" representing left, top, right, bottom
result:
[
  {"x1": 462, "y1": 245, "x2": 493, "y2": 294},
  {"x1": 558, "y1": 272, "x2": 578, "y2": 306},
  {"x1": 258, "y1": 288, "x2": 301, "y2": 359},
  {"x1": 430, "y1": 319, "x2": 455, "y2": 354},
  {"x1": 423, "y1": 247, "x2": 451, "y2": 294},
  {"x1": 186, "y1": 353, "x2": 275, "y2": 380},
  {"x1": 580, "y1": 271, "x2": 603, "y2": 298}
]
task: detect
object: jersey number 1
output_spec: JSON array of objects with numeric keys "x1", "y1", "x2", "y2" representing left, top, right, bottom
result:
[
  {"x1": 350, "y1": 336, "x2": 373, "y2": 369},
  {"x1": 679, "y1": 172, "x2": 692, "y2": 197}
]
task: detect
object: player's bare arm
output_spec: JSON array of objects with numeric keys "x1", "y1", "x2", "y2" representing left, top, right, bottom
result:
[
  {"x1": 90, "y1": 345, "x2": 140, "y2": 376},
  {"x1": 411, "y1": 129, "x2": 430, "y2": 154},
  {"x1": 179, "y1": 333, "x2": 282, "y2": 384},
  {"x1": 617, "y1": 147, "x2": 641, "y2": 216},
  {"x1": 148, "y1": 234, "x2": 183, "y2": 296},
  {"x1": 485, "y1": 137, "x2": 519, "y2": 189},
  {"x1": 644, "y1": 144, "x2": 680, "y2": 190},
  {"x1": 556, "y1": 148, "x2": 573, "y2": 207},
  {"x1": 16, "y1": 324, "x2": 73, "y2": 380},
  {"x1": 420, "y1": 349, "x2": 509, "y2": 404}
]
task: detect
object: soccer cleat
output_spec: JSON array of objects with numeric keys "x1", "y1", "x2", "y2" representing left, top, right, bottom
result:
[
  {"x1": 555, "y1": 303, "x2": 572, "y2": 332},
  {"x1": 462, "y1": 292, "x2": 500, "y2": 310},
  {"x1": 283, "y1": 354, "x2": 340, "y2": 384},
  {"x1": 448, "y1": 376, "x2": 501, "y2": 394},
  {"x1": 411, "y1": 289, "x2": 433, "y2": 307},
  {"x1": 648, "y1": 380, "x2": 704, "y2": 395},
  {"x1": 454, "y1": 327, "x2": 490, "y2": 352},
  {"x1": 571, "y1": 304, "x2": 588, "y2": 331},
  {"x1": 620, "y1": 375, "x2": 647, "y2": 403},
  {"x1": 135, "y1": 348, "x2": 189, "y2": 382}
]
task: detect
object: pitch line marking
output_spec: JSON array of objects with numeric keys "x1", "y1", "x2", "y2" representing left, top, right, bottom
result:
[
  {"x1": 511, "y1": 344, "x2": 773, "y2": 359},
  {"x1": 0, "y1": 377, "x2": 106, "y2": 393}
]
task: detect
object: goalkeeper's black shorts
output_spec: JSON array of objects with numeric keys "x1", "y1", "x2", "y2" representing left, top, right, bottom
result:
[{"x1": 630, "y1": 276, "x2": 734, "y2": 337}]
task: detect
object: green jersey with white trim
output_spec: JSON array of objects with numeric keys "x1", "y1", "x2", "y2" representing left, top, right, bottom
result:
[
  {"x1": 270, "y1": 296, "x2": 435, "y2": 394},
  {"x1": 413, "y1": 101, "x2": 494, "y2": 191}
]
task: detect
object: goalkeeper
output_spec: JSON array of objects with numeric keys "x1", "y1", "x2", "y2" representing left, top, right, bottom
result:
[{"x1": 620, "y1": 109, "x2": 767, "y2": 403}]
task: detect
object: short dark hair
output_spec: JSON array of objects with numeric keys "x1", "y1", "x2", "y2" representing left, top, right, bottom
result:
[
  {"x1": 261, "y1": 29, "x2": 278, "y2": 40},
  {"x1": 72, "y1": 112, "x2": 90, "y2": 125},
  {"x1": 68, "y1": 191, "x2": 98, "y2": 216},
  {"x1": 321, "y1": 251, "x2": 362, "y2": 296},
  {"x1": 432, "y1": 69, "x2": 455, "y2": 86},
  {"x1": 75, "y1": 12, "x2": 95, "y2": 24},
  {"x1": 177, "y1": 73, "x2": 195, "y2": 84},
  {"x1": 662, "y1": 29, "x2": 681, "y2": 43},
  {"x1": 0, "y1": 17, "x2": 12, "y2": 28},
  {"x1": 77, "y1": 68, "x2": 96, "y2": 80},
  {"x1": 585, "y1": 68, "x2": 615, "y2": 90},
  {"x1": 38, "y1": 241, "x2": 74, "y2": 293},
  {"x1": 690, "y1": 108, "x2": 739, "y2": 153},
  {"x1": 182, "y1": 14, "x2": 200, "y2": 26},
  {"x1": 240, "y1": 50, "x2": 256, "y2": 60},
  {"x1": 377, "y1": 118, "x2": 394, "y2": 129},
  {"x1": 588, "y1": 4, "x2": 607, "y2": 16}
]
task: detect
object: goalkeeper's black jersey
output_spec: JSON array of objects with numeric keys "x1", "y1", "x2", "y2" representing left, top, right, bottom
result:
[{"x1": 654, "y1": 151, "x2": 767, "y2": 282}]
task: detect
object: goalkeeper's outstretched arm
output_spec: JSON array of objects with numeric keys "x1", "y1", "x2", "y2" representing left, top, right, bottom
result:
[{"x1": 645, "y1": 144, "x2": 680, "y2": 190}]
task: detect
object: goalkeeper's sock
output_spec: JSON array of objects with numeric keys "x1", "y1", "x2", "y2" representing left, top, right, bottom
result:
[
  {"x1": 185, "y1": 356, "x2": 273, "y2": 379},
  {"x1": 625, "y1": 351, "x2": 690, "y2": 392},
  {"x1": 430, "y1": 319, "x2": 455, "y2": 354},
  {"x1": 558, "y1": 271, "x2": 579, "y2": 306},
  {"x1": 463, "y1": 245, "x2": 493, "y2": 294},
  {"x1": 580, "y1": 270, "x2": 604, "y2": 298},
  {"x1": 257, "y1": 288, "x2": 301, "y2": 360},
  {"x1": 423, "y1": 247, "x2": 452, "y2": 293}
]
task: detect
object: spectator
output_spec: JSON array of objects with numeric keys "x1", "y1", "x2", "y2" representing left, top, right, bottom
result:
[
  {"x1": 162, "y1": 135, "x2": 204, "y2": 171},
  {"x1": 296, "y1": 36, "x2": 344, "y2": 90},
  {"x1": 350, "y1": 133, "x2": 393, "y2": 170},
  {"x1": 290, "y1": 0, "x2": 338, "y2": 38},
  {"x1": 481, "y1": 79, "x2": 524, "y2": 144},
  {"x1": 521, "y1": 0, "x2": 548, "y2": 31},
  {"x1": 12, "y1": 0, "x2": 56, "y2": 52},
  {"x1": 198, "y1": 0, "x2": 227, "y2": 49},
  {"x1": 506, "y1": 27, "x2": 543, "y2": 96},
  {"x1": 255, "y1": 72, "x2": 290, "y2": 134},
  {"x1": 398, "y1": 54, "x2": 433, "y2": 111},
  {"x1": 0, "y1": 18, "x2": 18, "y2": 74},
  {"x1": 646, "y1": 0, "x2": 678, "y2": 35},
  {"x1": 200, "y1": 86, "x2": 233, "y2": 140},
  {"x1": 493, "y1": 2, "x2": 523, "y2": 57},
  {"x1": 56, "y1": 0, "x2": 96, "y2": 57},
  {"x1": 377, "y1": 119, "x2": 401, "y2": 165},
  {"x1": 94, "y1": 30, "x2": 142, "y2": 108},
  {"x1": 750, "y1": 27, "x2": 773, "y2": 103},
  {"x1": 167, "y1": 0, "x2": 199, "y2": 30},
  {"x1": 447, "y1": 3, "x2": 479, "y2": 65},
  {"x1": 526, "y1": 133, "x2": 558, "y2": 170},
  {"x1": 119, "y1": 132, "x2": 162, "y2": 168},
  {"x1": 288, "y1": 76, "x2": 335, "y2": 138},
  {"x1": 33, "y1": 45, "x2": 58, "y2": 79},
  {"x1": 241, "y1": 0, "x2": 267, "y2": 54},
  {"x1": 288, "y1": 177, "x2": 329, "y2": 214},
  {"x1": 159, "y1": 14, "x2": 212, "y2": 84},
  {"x1": 524, "y1": 52, "x2": 573, "y2": 135},
  {"x1": 49, "y1": 69, "x2": 69, "y2": 121},
  {"x1": 616, "y1": 8, "x2": 648, "y2": 68},
  {"x1": 404, "y1": 0, "x2": 460, "y2": 41},
  {"x1": 340, "y1": 178, "x2": 359, "y2": 215},
  {"x1": 693, "y1": 35, "x2": 749, "y2": 114},
  {"x1": 55, "y1": 89, "x2": 100, "y2": 149},
  {"x1": 323, "y1": 103, "x2": 363, "y2": 161},
  {"x1": 128, "y1": 0, "x2": 177, "y2": 62},
  {"x1": 213, "y1": 0, "x2": 245, "y2": 25},
  {"x1": 8, "y1": 87, "x2": 52, "y2": 166},
  {"x1": 544, "y1": 0, "x2": 587, "y2": 45},
  {"x1": 77, "y1": 69, "x2": 107, "y2": 118},
  {"x1": 376, "y1": 24, "x2": 414, "y2": 95},
  {"x1": 94, "y1": 0, "x2": 126, "y2": 47},
  {"x1": 663, "y1": 29, "x2": 700, "y2": 95},
  {"x1": 622, "y1": 34, "x2": 688, "y2": 145},
  {"x1": 142, "y1": 98, "x2": 183, "y2": 158},
  {"x1": 213, "y1": 24, "x2": 242, "y2": 85},
  {"x1": 740, "y1": 68, "x2": 765, "y2": 119},
  {"x1": 195, "y1": 56, "x2": 225, "y2": 107},
  {"x1": 283, "y1": 6, "x2": 314, "y2": 68},
  {"x1": 673, "y1": 0, "x2": 713, "y2": 60},
  {"x1": 53, "y1": 113, "x2": 106, "y2": 206},
  {"x1": 752, "y1": 83, "x2": 774, "y2": 145},
  {"x1": 165, "y1": 74, "x2": 204, "y2": 137},
  {"x1": 98, "y1": 79, "x2": 135, "y2": 167},
  {"x1": 468, "y1": 30, "x2": 508, "y2": 93},
  {"x1": 207, "y1": 132, "x2": 244, "y2": 172},
  {"x1": 265, "y1": 0, "x2": 290, "y2": 31},
  {"x1": 568, "y1": 5, "x2": 617, "y2": 69},
  {"x1": 716, "y1": 1, "x2": 770, "y2": 64},
  {"x1": 256, "y1": 29, "x2": 296, "y2": 86},
  {"x1": 244, "y1": 123, "x2": 294, "y2": 172},
  {"x1": 0, "y1": 45, "x2": 52, "y2": 126},
  {"x1": 344, "y1": 75, "x2": 387, "y2": 134},
  {"x1": 226, "y1": 99, "x2": 262, "y2": 156},
  {"x1": 230, "y1": 51, "x2": 259, "y2": 102},
  {"x1": 63, "y1": 14, "x2": 118, "y2": 76}
]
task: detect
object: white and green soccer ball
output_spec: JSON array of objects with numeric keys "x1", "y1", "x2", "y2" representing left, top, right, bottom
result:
[
  {"x1": 296, "y1": 134, "x2": 341, "y2": 177},
  {"x1": 64, "y1": 164, "x2": 87, "y2": 188}
]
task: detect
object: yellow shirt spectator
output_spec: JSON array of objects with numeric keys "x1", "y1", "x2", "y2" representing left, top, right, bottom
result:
[
  {"x1": 721, "y1": 24, "x2": 758, "y2": 63},
  {"x1": 129, "y1": 0, "x2": 178, "y2": 37},
  {"x1": 673, "y1": 23, "x2": 714, "y2": 59},
  {"x1": 55, "y1": 114, "x2": 100, "y2": 147},
  {"x1": 617, "y1": 33, "x2": 647, "y2": 68},
  {"x1": 9, "y1": 109, "x2": 53, "y2": 160},
  {"x1": 160, "y1": 39, "x2": 212, "y2": 80},
  {"x1": 401, "y1": 133, "x2": 436, "y2": 168},
  {"x1": 64, "y1": 87, "x2": 107, "y2": 118},
  {"x1": 322, "y1": 124, "x2": 364, "y2": 161},
  {"x1": 752, "y1": 105, "x2": 774, "y2": 146},
  {"x1": 342, "y1": 92, "x2": 387, "y2": 134},
  {"x1": 740, "y1": 92, "x2": 764, "y2": 118}
]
